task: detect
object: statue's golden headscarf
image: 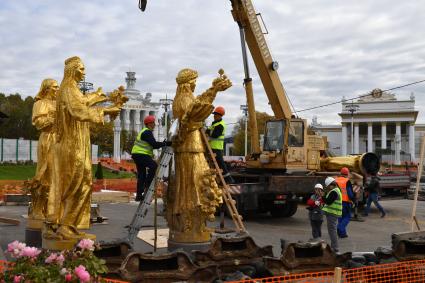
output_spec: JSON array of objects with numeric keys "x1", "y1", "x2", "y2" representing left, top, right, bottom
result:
[
  {"x1": 176, "y1": 68, "x2": 198, "y2": 85},
  {"x1": 35, "y1": 78, "x2": 58, "y2": 101},
  {"x1": 173, "y1": 68, "x2": 198, "y2": 120},
  {"x1": 63, "y1": 56, "x2": 83, "y2": 81}
]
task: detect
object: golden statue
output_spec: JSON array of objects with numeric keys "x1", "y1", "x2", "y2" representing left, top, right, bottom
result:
[
  {"x1": 166, "y1": 68, "x2": 232, "y2": 243},
  {"x1": 44, "y1": 56, "x2": 122, "y2": 245},
  {"x1": 27, "y1": 79, "x2": 59, "y2": 229}
]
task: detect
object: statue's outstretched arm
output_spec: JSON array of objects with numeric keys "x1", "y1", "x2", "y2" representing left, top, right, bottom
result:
[
  {"x1": 64, "y1": 89, "x2": 104, "y2": 123},
  {"x1": 196, "y1": 70, "x2": 232, "y2": 104},
  {"x1": 85, "y1": 87, "x2": 108, "y2": 106}
]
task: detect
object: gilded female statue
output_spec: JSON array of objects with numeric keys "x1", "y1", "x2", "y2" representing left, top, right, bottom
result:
[
  {"x1": 48, "y1": 56, "x2": 121, "y2": 241},
  {"x1": 28, "y1": 79, "x2": 59, "y2": 229},
  {"x1": 167, "y1": 68, "x2": 232, "y2": 243}
]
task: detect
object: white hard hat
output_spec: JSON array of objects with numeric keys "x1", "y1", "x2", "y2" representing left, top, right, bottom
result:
[
  {"x1": 325, "y1": 177, "x2": 336, "y2": 187},
  {"x1": 314, "y1": 183, "x2": 323, "y2": 190}
]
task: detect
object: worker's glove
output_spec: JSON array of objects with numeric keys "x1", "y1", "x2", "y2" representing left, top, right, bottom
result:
[
  {"x1": 314, "y1": 200, "x2": 321, "y2": 206},
  {"x1": 163, "y1": 139, "x2": 172, "y2": 147}
]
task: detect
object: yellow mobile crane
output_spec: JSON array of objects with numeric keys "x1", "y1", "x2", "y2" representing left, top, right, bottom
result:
[
  {"x1": 230, "y1": 0, "x2": 324, "y2": 171},
  {"x1": 137, "y1": 0, "x2": 379, "y2": 217}
]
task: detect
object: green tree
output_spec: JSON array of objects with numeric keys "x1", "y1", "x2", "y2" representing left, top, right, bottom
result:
[
  {"x1": 90, "y1": 122, "x2": 114, "y2": 156},
  {"x1": 0, "y1": 93, "x2": 38, "y2": 140},
  {"x1": 232, "y1": 111, "x2": 274, "y2": 156},
  {"x1": 121, "y1": 129, "x2": 138, "y2": 154}
]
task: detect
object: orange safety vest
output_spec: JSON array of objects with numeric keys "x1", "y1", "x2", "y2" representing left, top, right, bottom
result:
[{"x1": 335, "y1": 176, "x2": 350, "y2": 202}]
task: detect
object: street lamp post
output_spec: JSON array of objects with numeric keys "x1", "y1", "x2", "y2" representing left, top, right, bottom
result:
[
  {"x1": 345, "y1": 103, "x2": 359, "y2": 154},
  {"x1": 240, "y1": 105, "x2": 248, "y2": 156},
  {"x1": 160, "y1": 95, "x2": 173, "y2": 139},
  {"x1": 78, "y1": 77, "x2": 93, "y2": 95}
]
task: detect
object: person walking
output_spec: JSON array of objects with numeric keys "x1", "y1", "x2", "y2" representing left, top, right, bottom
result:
[
  {"x1": 306, "y1": 183, "x2": 324, "y2": 240},
  {"x1": 131, "y1": 115, "x2": 171, "y2": 201},
  {"x1": 322, "y1": 177, "x2": 343, "y2": 252},
  {"x1": 363, "y1": 173, "x2": 386, "y2": 217},
  {"x1": 335, "y1": 167, "x2": 355, "y2": 238},
  {"x1": 206, "y1": 106, "x2": 234, "y2": 183}
]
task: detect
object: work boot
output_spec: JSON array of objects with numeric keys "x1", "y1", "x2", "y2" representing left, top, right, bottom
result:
[{"x1": 381, "y1": 212, "x2": 386, "y2": 218}]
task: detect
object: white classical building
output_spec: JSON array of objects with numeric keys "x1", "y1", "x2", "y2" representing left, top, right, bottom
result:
[
  {"x1": 112, "y1": 72, "x2": 162, "y2": 162},
  {"x1": 312, "y1": 89, "x2": 422, "y2": 165}
]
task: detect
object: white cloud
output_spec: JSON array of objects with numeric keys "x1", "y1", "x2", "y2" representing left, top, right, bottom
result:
[{"x1": 0, "y1": 0, "x2": 424, "y2": 127}]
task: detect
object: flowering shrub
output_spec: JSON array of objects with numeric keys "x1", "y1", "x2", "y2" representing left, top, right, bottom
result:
[{"x1": 0, "y1": 239, "x2": 107, "y2": 283}]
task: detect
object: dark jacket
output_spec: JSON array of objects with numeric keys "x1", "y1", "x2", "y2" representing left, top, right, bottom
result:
[
  {"x1": 366, "y1": 175, "x2": 381, "y2": 194},
  {"x1": 140, "y1": 129, "x2": 166, "y2": 149},
  {"x1": 307, "y1": 194, "x2": 324, "y2": 221},
  {"x1": 206, "y1": 119, "x2": 224, "y2": 139}
]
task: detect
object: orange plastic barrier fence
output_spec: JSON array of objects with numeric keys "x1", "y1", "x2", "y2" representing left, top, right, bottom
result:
[
  {"x1": 3, "y1": 259, "x2": 425, "y2": 282},
  {"x1": 231, "y1": 260, "x2": 425, "y2": 283}
]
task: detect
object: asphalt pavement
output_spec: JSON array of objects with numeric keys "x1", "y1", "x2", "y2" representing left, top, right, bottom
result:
[{"x1": 1, "y1": 199, "x2": 423, "y2": 259}]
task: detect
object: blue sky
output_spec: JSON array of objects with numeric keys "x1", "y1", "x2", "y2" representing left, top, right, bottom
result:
[{"x1": 1, "y1": 0, "x2": 424, "y2": 126}]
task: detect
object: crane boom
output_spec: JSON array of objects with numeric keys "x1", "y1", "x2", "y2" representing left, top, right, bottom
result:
[{"x1": 230, "y1": 0, "x2": 292, "y2": 120}]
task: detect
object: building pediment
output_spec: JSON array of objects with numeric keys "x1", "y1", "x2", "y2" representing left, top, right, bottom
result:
[{"x1": 357, "y1": 88, "x2": 396, "y2": 102}]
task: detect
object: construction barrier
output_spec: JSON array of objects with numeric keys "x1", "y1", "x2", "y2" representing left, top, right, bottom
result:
[
  {"x1": 231, "y1": 259, "x2": 425, "y2": 282},
  {"x1": 92, "y1": 178, "x2": 164, "y2": 198},
  {"x1": 2, "y1": 259, "x2": 425, "y2": 282}
]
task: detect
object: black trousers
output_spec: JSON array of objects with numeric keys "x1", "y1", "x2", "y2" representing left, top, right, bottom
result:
[
  {"x1": 212, "y1": 149, "x2": 229, "y2": 175},
  {"x1": 310, "y1": 219, "x2": 323, "y2": 239},
  {"x1": 132, "y1": 154, "x2": 158, "y2": 199}
]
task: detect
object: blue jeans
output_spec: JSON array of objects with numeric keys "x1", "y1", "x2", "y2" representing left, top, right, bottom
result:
[
  {"x1": 364, "y1": 192, "x2": 385, "y2": 215},
  {"x1": 337, "y1": 202, "x2": 351, "y2": 236}
]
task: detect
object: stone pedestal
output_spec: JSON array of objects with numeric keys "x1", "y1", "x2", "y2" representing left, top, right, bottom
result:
[
  {"x1": 167, "y1": 240, "x2": 210, "y2": 253},
  {"x1": 42, "y1": 238, "x2": 78, "y2": 251},
  {"x1": 25, "y1": 228, "x2": 42, "y2": 248}
]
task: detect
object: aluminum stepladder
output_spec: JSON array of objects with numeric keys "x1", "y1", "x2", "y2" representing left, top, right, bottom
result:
[
  {"x1": 200, "y1": 129, "x2": 246, "y2": 234},
  {"x1": 126, "y1": 146, "x2": 174, "y2": 245}
]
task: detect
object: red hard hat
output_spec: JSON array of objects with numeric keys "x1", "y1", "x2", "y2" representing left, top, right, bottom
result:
[
  {"x1": 340, "y1": 167, "x2": 349, "y2": 176},
  {"x1": 144, "y1": 115, "x2": 156, "y2": 125},
  {"x1": 213, "y1": 106, "x2": 225, "y2": 116}
]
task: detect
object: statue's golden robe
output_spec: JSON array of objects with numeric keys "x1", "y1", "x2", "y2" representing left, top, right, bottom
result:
[
  {"x1": 168, "y1": 81, "x2": 222, "y2": 243},
  {"x1": 50, "y1": 79, "x2": 104, "y2": 229},
  {"x1": 30, "y1": 97, "x2": 56, "y2": 222}
]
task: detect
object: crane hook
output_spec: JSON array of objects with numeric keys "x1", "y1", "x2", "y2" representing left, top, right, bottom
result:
[{"x1": 138, "y1": 0, "x2": 147, "y2": 12}]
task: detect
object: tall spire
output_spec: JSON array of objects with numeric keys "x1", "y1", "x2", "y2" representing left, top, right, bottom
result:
[{"x1": 125, "y1": 71, "x2": 136, "y2": 89}]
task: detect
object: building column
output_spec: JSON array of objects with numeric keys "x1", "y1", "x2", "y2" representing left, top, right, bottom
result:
[
  {"x1": 123, "y1": 109, "x2": 130, "y2": 131},
  {"x1": 367, "y1": 123, "x2": 373, "y2": 152},
  {"x1": 354, "y1": 123, "x2": 359, "y2": 154},
  {"x1": 409, "y1": 123, "x2": 415, "y2": 162},
  {"x1": 341, "y1": 123, "x2": 347, "y2": 156},
  {"x1": 140, "y1": 110, "x2": 147, "y2": 128},
  {"x1": 395, "y1": 122, "x2": 401, "y2": 165},
  {"x1": 134, "y1": 110, "x2": 141, "y2": 133},
  {"x1": 381, "y1": 122, "x2": 387, "y2": 149},
  {"x1": 113, "y1": 117, "x2": 121, "y2": 163}
]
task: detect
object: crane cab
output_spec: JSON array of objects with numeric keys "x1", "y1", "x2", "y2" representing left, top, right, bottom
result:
[{"x1": 246, "y1": 118, "x2": 324, "y2": 172}]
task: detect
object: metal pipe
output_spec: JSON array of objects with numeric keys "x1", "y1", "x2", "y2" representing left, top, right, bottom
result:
[
  {"x1": 239, "y1": 27, "x2": 260, "y2": 154},
  {"x1": 239, "y1": 27, "x2": 250, "y2": 79}
]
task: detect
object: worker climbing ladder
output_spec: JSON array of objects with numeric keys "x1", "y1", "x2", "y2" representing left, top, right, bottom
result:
[{"x1": 200, "y1": 129, "x2": 246, "y2": 234}]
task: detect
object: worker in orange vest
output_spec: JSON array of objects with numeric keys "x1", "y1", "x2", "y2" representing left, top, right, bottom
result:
[{"x1": 335, "y1": 167, "x2": 355, "y2": 238}]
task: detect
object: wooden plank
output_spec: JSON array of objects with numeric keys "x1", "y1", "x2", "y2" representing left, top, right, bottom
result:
[
  {"x1": 137, "y1": 228, "x2": 169, "y2": 249},
  {"x1": 92, "y1": 191, "x2": 130, "y2": 203},
  {"x1": 333, "y1": 267, "x2": 342, "y2": 283},
  {"x1": 0, "y1": 217, "x2": 20, "y2": 225},
  {"x1": 411, "y1": 136, "x2": 425, "y2": 231}
]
